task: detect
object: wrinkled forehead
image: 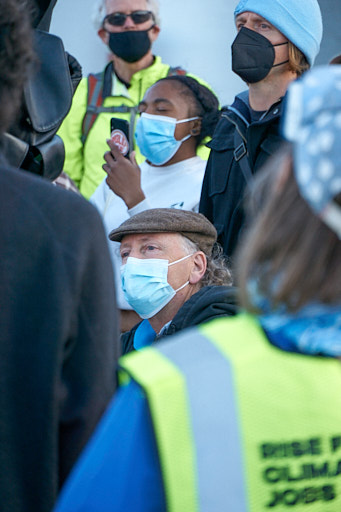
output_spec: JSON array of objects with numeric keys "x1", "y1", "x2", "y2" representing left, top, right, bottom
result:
[
  {"x1": 120, "y1": 232, "x2": 183, "y2": 247},
  {"x1": 105, "y1": 0, "x2": 148, "y2": 14}
]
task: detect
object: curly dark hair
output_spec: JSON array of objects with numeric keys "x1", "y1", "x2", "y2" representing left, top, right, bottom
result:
[
  {"x1": 156, "y1": 75, "x2": 220, "y2": 146},
  {"x1": 0, "y1": 0, "x2": 35, "y2": 133}
]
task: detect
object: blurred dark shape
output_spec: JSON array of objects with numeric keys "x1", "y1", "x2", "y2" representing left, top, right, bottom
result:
[
  {"x1": 3, "y1": 0, "x2": 82, "y2": 180},
  {"x1": 34, "y1": 0, "x2": 57, "y2": 29},
  {"x1": 330, "y1": 53, "x2": 341, "y2": 64}
]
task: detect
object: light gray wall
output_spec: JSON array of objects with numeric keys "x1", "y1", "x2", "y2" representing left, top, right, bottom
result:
[
  {"x1": 50, "y1": 0, "x2": 108, "y2": 77},
  {"x1": 315, "y1": 0, "x2": 341, "y2": 65},
  {"x1": 49, "y1": 0, "x2": 245, "y2": 106},
  {"x1": 50, "y1": 0, "x2": 339, "y2": 107}
]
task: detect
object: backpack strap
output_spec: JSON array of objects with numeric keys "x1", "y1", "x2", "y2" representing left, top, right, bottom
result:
[
  {"x1": 167, "y1": 66, "x2": 187, "y2": 77},
  {"x1": 81, "y1": 72, "x2": 139, "y2": 145},
  {"x1": 222, "y1": 112, "x2": 253, "y2": 184},
  {"x1": 233, "y1": 129, "x2": 253, "y2": 183},
  {"x1": 81, "y1": 65, "x2": 188, "y2": 145},
  {"x1": 81, "y1": 72, "x2": 103, "y2": 145}
]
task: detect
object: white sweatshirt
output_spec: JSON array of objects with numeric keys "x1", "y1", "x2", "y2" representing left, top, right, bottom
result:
[{"x1": 90, "y1": 156, "x2": 206, "y2": 309}]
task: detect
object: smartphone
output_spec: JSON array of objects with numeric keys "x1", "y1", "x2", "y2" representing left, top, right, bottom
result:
[{"x1": 110, "y1": 118, "x2": 130, "y2": 158}]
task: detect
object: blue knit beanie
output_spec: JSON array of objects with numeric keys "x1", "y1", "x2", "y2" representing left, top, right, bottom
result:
[{"x1": 234, "y1": 0, "x2": 323, "y2": 66}]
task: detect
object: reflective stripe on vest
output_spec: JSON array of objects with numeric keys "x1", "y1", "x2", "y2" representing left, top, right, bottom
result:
[
  {"x1": 120, "y1": 328, "x2": 248, "y2": 511},
  {"x1": 158, "y1": 328, "x2": 248, "y2": 511},
  {"x1": 120, "y1": 314, "x2": 341, "y2": 511},
  {"x1": 119, "y1": 347, "x2": 198, "y2": 512}
]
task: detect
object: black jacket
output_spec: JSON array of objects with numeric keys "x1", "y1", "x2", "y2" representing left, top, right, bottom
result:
[
  {"x1": 0, "y1": 163, "x2": 119, "y2": 512},
  {"x1": 199, "y1": 91, "x2": 284, "y2": 258},
  {"x1": 122, "y1": 285, "x2": 238, "y2": 354}
]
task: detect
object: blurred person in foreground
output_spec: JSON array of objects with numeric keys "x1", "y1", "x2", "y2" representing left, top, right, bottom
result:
[
  {"x1": 3, "y1": 0, "x2": 82, "y2": 183},
  {"x1": 0, "y1": 2, "x2": 119, "y2": 511},
  {"x1": 55, "y1": 65, "x2": 341, "y2": 511},
  {"x1": 106, "y1": 208, "x2": 237, "y2": 354},
  {"x1": 199, "y1": 0, "x2": 323, "y2": 258},
  {"x1": 91, "y1": 76, "x2": 220, "y2": 331}
]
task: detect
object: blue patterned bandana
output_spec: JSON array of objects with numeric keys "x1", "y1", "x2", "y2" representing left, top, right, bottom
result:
[
  {"x1": 248, "y1": 278, "x2": 341, "y2": 357},
  {"x1": 260, "y1": 305, "x2": 341, "y2": 357},
  {"x1": 283, "y1": 66, "x2": 341, "y2": 239}
]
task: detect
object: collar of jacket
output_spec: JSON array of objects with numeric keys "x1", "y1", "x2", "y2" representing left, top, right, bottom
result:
[
  {"x1": 208, "y1": 91, "x2": 284, "y2": 151},
  {"x1": 102, "y1": 61, "x2": 132, "y2": 99},
  {"x1": 102, "y1": 56, "x2": 163, "y2": 100},
  {"x1": 161, "y1": 285, "x2": 238, "y2": 337},
  {"x1": 229, "y1": 90, "x2": 251, "y2": 124},
  {"x1": 230, "y1": 90, "x2": 284, "y2": 126},
  {"x1": 102, "y1": 61, "x2": 134, "y2": 99},
  {"x1": 121, "y1": 285, "x2": 237, "y2": 353}
]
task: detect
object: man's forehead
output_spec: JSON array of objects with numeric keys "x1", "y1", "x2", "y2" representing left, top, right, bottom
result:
[
  {"x1": 235, "y1": 11, "x2": 270, "y2": 23},
  {"x1": 121, "y1": 232, "x2": 181, "y2": 246},
  {"x1": 106, "y1": 0, "x2": 148, "y2": 13}
]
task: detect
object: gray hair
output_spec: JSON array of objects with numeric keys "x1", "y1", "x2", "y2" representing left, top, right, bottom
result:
[
  {"x1": 92, "y1": 0, "x2": 161, "y2": 31},
  {"x1": 180, "y1": 235, "x2": 233, "y2": 287}
]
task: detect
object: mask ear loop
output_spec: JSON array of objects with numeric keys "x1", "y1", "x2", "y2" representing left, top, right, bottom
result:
[
  {"x1": 174, "y1": 280, "x2": 190, "y2": 293},
  {"x1": 174, "y1": 117, "x2": 200, "y2": 143},
  {"x1": 176, "y1": 116, "x2": 200, "y2": 124},
  {"x1": 272, "y1": 41, "x2": 289, "y2": 68},
  {"x1": 168, "y1": 253, "x2": 194, "y2": 266},
  {"x1": 273, "y1": 59, "x2": 289, "y2": 68},
  {"x1": 168, "y1": 253, "x2": 194, "y2": 293}
]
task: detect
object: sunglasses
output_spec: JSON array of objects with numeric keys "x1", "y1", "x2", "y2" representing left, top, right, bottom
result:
[{"x1": 103, "y1": 10, "x2": 154, "y2": 27}]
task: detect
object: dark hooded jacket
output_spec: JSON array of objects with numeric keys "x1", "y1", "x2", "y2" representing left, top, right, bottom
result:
[
  {"x1": 199, "y1": 91, "x2": 284, "y2": 258},
  {"x1": 0, "y1": 161, "x2": 119, "y2": 512},
  {"x1": 122, "y1": 285, "x2": 238, "y2": 354}
]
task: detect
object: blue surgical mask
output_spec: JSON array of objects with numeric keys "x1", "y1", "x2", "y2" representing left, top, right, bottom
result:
[
  {"x1": 134, "y1": 112, "x2": 199, "y2": 166},
  {"x1": 120, "y1": 254, "x2": 193, "y2": 319}
]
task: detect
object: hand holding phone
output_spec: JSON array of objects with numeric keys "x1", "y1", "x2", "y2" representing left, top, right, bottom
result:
[
  {"x1": 110, "y1": 118, "x2": 130, "y2": 158},
  {"x1": 103, "y1": 138, "x2": 145, "y2": 209}
]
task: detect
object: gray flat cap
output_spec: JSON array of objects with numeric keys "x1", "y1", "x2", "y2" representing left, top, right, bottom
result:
[{"x1": 109, "y1": 208, "x2": 217, "y2": 255}]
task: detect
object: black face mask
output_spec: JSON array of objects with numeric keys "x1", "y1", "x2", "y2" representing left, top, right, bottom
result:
[
  {"x1": 231, "y1": 27, "x2": 289, "y2": 83},
  {"x1": 108, "y1": 28, "x2": 153, "y2": 63}
]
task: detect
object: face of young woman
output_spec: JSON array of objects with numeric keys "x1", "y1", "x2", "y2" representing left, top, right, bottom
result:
[{"x1": 138, "y1": 80, "x2": 197, "y2": 141}]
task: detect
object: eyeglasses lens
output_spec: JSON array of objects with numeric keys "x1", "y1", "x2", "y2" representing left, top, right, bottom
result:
[{"x1": 105, "y1": 11, "x2": 152, "y2": 27}]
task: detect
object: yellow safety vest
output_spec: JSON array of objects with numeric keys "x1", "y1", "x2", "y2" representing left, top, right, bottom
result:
[{"x1": 120, "y1": 314, "x2": 341, "y2": 512}]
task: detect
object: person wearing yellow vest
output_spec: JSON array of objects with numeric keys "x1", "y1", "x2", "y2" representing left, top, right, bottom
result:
[
  {"x1": 54, "y1": 66, "x2": 341, "y2": 511},
  {"x1": 57, "y1": 0, "x2": 213, "y2": 199}
]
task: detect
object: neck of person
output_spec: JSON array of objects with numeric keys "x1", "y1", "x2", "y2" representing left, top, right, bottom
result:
[
  {"x1": 112, "y1": 51, "x2": 155, "y2": 85},
  {"x1": 248, "y1": 69, "x2": 297, "y2": 112},
  {"x1": 148, "y1": 282, "x2": 200, "y2": 333}
]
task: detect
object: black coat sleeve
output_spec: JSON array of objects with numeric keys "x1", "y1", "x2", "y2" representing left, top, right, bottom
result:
[
  {"x1": 0, "y1": 166, "x2": 120, "y2": 510},
  {"x1": 57, "y1": 197, "x2": 120, "y2": 486}
]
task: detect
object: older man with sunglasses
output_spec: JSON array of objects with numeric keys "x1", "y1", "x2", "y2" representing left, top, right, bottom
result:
[{"x1": 58, "y1": 0, "x2": 211, "y2": 200}]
